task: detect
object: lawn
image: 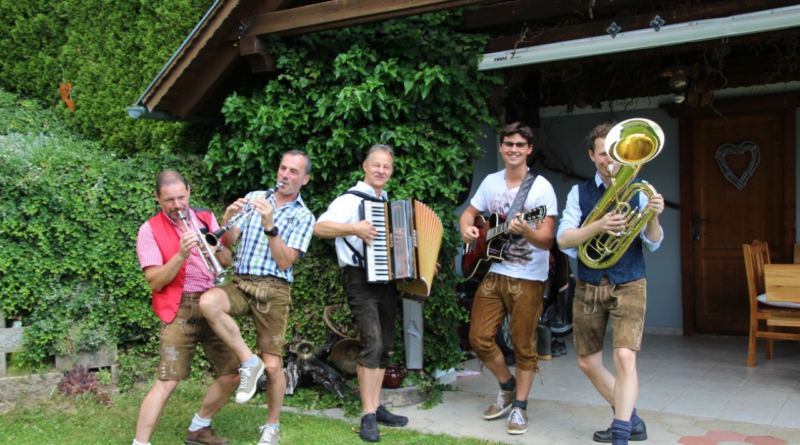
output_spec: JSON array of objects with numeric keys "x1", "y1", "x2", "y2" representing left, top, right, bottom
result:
[{"x1": 0, "y1": 379, "x2": 498, "y2": 445}]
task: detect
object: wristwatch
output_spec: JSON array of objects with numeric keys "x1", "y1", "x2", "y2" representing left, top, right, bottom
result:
[{"x1": 263, "y1": 226, "x2": 279, "y2": 237}]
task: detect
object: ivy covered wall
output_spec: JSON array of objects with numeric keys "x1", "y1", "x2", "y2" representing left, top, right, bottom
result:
[{"x1": 207, "y1": 11, "x2": 501, "y2": 372}]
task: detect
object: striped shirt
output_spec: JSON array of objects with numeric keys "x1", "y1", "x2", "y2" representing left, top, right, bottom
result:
[
  {"x1": 136, "y1": 209, "x2": 221, "y2": 293},
  {"x1": 233, "y1": 191, "x2": 315, "y2": 282}
]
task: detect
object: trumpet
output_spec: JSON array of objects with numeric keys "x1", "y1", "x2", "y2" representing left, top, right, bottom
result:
[
  {"x1": 204, "y1": 182, "x2": 284, "y2": 247},
  {"x1": 178, "y1": 210, "x2": 234, "y2": 287}
]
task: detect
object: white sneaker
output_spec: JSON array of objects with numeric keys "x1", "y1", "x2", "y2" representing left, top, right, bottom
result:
[
  {"x1": 235, "y1": 355, "x2": 265, "y2": 403},
  {"x1": 258, "y1": 425, "x2": 280, "y2": 445}
]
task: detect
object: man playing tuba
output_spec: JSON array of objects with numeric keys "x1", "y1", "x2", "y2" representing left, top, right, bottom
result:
[{"x1": 557, "y1": 121, "x2": 664, "y2": 445}]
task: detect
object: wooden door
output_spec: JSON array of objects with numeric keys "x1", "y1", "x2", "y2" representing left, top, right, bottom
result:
[{"x1": 668, "y1": 94, "x2": 797, "y2": 335}]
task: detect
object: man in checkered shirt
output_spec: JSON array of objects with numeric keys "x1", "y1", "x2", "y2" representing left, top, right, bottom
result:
[{"x1": 199, "y1": 150, "x2": 315, "y2": 445}]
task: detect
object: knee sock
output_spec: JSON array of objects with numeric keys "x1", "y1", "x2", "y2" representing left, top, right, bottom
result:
[
  {"x1": 242, "y1": 354, "x2": 258, "y2": 367},
  {"x1": 188, "y1": 412, "x2": 211, "y2": 432},
  {"x1": 611, "y1": 406, "x2": 642, "y2": 426},
  {"x1": 500, "y1": 376, "x2": 516, "y2": 392},
  {"x1": 611, "y1": 418, "x2": 632, "y2": 445},
  {"x1": 511, "y1": 400, "x2": 528, "y2": 410},
  {"x1": 631, "y1": 408, "x2": 642, "y2": 426}
]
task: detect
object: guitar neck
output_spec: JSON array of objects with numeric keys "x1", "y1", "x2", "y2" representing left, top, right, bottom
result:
[{"x1": 486, "y1": 219, "x2": 513, "y2": 241}]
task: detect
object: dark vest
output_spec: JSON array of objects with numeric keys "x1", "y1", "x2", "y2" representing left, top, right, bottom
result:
[
  {"x1": 577, "y1": 179, "x2": 645, "y2": 285},
  {"x1": 148, "y1": 207, "x2": 214, "y2": 323}
]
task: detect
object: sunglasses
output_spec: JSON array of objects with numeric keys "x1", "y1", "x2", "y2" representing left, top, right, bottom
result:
[{"x1": 501, "y1": 141, "x2": 530, "y2": 148}]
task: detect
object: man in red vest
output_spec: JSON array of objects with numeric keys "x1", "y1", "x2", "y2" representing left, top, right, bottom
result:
[{"x1": 132, "y1": 170, "x2": 240, "y2": 445}]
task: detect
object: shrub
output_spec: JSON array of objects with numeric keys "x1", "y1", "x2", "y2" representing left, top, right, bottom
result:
[
  {"x1": 0, "y1": 90, "x2": 225, "y2": 369},
  {"x1": 206, "y1": 11, "x2": 501, "y2": 373}
]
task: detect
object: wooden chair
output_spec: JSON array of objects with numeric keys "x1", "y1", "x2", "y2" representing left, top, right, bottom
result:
[{"x1": 743, "y1": 240, "x2": 800, "y2": 367}]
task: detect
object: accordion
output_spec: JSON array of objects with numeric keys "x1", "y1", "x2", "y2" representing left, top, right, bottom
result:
[{"x1": 360, "y1": 199, "x2": 443, "y2": 300}]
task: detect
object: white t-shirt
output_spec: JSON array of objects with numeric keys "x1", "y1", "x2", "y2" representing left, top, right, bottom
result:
[
  {"x1": 469, "y1": 170, "x2": 558, "y2": 281},
  {"x1": 317, "y1": 181, "x2": 388, "y2": 268}
]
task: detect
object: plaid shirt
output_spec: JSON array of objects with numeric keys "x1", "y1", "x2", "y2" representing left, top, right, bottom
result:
[{"x1": 233, "y1": 191, "x2": 315, "y2": 282}]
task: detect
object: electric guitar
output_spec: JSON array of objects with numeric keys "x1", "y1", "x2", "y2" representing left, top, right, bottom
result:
[{"x1": 461, "y1": 205, "x2": 547, "y2": 282}]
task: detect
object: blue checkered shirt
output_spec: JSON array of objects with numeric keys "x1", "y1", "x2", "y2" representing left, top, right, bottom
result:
[{"x1": 233, "y1": 191, "x2": 315, "y2": 282}]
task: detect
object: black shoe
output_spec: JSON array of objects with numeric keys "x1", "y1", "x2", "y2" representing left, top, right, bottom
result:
[
  {"x1": 376, "y1": 405, "x2": 408, "y2": 427},
  {"x1": 593, "y1": 419, "x2": 647, "y2": 443},
  {"x1": 551, "y1": 339, "x2": 567, "y2": 357},
  {"x1": 360, "y1": 413, "x2": 380, "y2": 442}
]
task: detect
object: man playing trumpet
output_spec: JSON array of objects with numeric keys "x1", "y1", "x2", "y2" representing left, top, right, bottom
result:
[
  {"x1": 133, "y1": 170, "x2": 239, "y2": 445},
  {"x1": 200, "y1": 150, "x2": 315, "y2": 445}
]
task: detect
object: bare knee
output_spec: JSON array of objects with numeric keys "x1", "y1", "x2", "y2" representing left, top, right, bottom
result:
[
  {"x1": 613, "y1": 348, "x2": 637, "y2": 374},
  {"x1": 199, "y1": 289, "x2": 226, "y2": 317},
  {"x1": 217, "y1": 373, "x2": 240, "y2": 391},
  {"x1": 577, "y1": 352, "x2": 602, "y2": 376},
  {"x1": 151, "y1": 379, "x2": 179, "y2": 397},
  {"x1": 263, "y1": 355, "x2": 284, "y2": 379}
]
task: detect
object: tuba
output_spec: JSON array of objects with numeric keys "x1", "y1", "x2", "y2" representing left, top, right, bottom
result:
[{"x1": 578, "y1": 118, "x2": 664, "y2": 269}]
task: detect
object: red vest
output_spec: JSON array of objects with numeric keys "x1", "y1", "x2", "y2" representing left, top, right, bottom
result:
[{"x1": 148, "y1": 208, "x2": 214, "y2": 323}]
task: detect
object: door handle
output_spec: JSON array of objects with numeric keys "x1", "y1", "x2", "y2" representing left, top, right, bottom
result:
[{"x1": 692, "y1": 213, "x2": 709, "y2": 241}]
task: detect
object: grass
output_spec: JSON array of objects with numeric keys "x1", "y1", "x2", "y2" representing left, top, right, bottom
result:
[{"x1": 0, "y1": 379, "x2": 499, "y2": 445}]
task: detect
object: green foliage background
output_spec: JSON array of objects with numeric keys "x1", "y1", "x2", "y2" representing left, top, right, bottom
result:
[
  {"x1": 0, "y1": 2, "x2": 501, "y2": 378},
  {"x1": 207, "y1": 12, "x2": 500, "y2": 372},
  {"x1": 0, "y1": 91, "x2": 227, "y2": 367},
  {"x1": 0, "y1": 0, "x2": 213, "y2": 154}
]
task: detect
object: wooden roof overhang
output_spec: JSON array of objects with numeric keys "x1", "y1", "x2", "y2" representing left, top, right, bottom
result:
[
  {"x1": 128, "y1": 0, "x2": 496, "y2": 123},
  {"x1": 129, "y1": 0, "x2": 800, "y2": 123}
]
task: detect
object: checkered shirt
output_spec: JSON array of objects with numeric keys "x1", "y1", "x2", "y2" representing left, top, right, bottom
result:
[{"x1": 233, "y1": 191, "x2": 315, "y2": 282}]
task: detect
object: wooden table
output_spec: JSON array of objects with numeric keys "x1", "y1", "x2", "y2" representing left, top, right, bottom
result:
[{"x1": 764, "y1": 264, "x2": 800, "y2": 303}]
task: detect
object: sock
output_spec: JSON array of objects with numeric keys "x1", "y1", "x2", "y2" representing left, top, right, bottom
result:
[
  {"x1": 631, "y1": 408, "x2": 642, "y2": 426},
  {"x1": 188, "y1": 412, "x2": 211, "y2": 432},
  {"x1": 499, "y1": 376, "x2": 516, "y2": 392},
  {"x1": 264, "y1": 422, "x2": 280, "y2": 431},
  {"x1": 511, "y1": 400, "x2": 528, "y2": 410},
  {"x1": 611, "y1": 418, "x2": 632, "y2": 445},
  {"x1": 242, "y1": 355, "x2": 258, "y2": 367},
  {"x1": 132, "y1": 440, "x2": 150, "y2": 445}
]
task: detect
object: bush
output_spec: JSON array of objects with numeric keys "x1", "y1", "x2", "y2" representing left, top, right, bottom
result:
[
  {"x1": 206, "y1": 11, "x2": 501, "y2": 373},
  {"x1": 0, "y1": 89, "x2": 225, "y2": 368},
  {"x1": 0, "y1": 0, "x2": 213, "y2": 154}
]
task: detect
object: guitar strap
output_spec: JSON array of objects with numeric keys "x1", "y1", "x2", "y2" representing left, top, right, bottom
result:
[
  {"x1": 341, "y1": 190, "x2": 386, "y2": 268},
  {"x1": 507, "y1": 170, "x2": 538, "y2": 220}
]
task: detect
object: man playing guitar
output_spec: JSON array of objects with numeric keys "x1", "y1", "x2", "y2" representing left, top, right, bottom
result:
[{"x1": 458, "y1": 122, "x2": 558, "y2": 436}]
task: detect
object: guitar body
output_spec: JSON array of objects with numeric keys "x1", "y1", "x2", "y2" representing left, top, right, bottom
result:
[
  {"x1": 461, "y1": 205, "x2": 547, "y2": 283},
  {"x1": 462, "y1": 214, "x2": 510, "y2": 282}
]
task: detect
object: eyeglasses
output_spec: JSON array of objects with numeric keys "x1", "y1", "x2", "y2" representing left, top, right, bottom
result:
[{"x1": 502, "y1": 141, "x2": 530, "y2": 148}]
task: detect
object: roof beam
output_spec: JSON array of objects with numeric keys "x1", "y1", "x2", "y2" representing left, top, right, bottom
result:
[
  {"x1": 461, "y1": 0, "x2": 657, "y2": 31},
  {"x1": 485, "y1": 0, "x2": 800, "y2": 54},
  {"x1": 228, "y1": 0, "x2": 495, "y2": 41}
]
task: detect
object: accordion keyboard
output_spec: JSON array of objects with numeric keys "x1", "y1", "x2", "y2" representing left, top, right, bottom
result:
[{"x1": 364, "y1": 201, "x2": 391, "y2": 282}]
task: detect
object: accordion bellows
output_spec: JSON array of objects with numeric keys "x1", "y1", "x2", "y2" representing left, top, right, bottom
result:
[{"x1": 361, "y1": 199, "x2": 443, "y2": 299}]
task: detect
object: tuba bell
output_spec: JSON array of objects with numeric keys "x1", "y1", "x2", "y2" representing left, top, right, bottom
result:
[{"x1": 578, "y1": 118, "x2": 664, "y2": 269}]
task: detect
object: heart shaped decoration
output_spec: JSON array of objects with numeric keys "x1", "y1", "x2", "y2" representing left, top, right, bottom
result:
[{"x1": 714, "y1": 141, "x2": 761, "y2": 190}]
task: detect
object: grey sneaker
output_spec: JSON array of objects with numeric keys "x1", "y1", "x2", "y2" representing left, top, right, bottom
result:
[
  {"x1": 257, "y1": 425, "x2": 279, "y2": 445},
  {"x1": 235, "y1": 355, "x2": 265, "y2": 403},
  {"x1": 483, "y1": 389, "x2": 516, "y2": 420},
  {"x1": 507, "y1": 407, "x2": 528, "y2": 435}
]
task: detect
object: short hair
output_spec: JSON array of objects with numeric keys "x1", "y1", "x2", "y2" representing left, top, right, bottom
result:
[
  {"x1": 586, "y1": 122, "x2": 616, "y2": 152},
  {"x1": 284, "y1": 150, "x2": 312, "y2": 176},
  {"x1": 365, "y1": 144, "x2": 395, "y2": 166},
  {"x1": 500, "y1": 122, "x2": 535, "y2": 145},
  {"x1": 155, "y1": 170, "x2": 188, "y2": 196}
]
